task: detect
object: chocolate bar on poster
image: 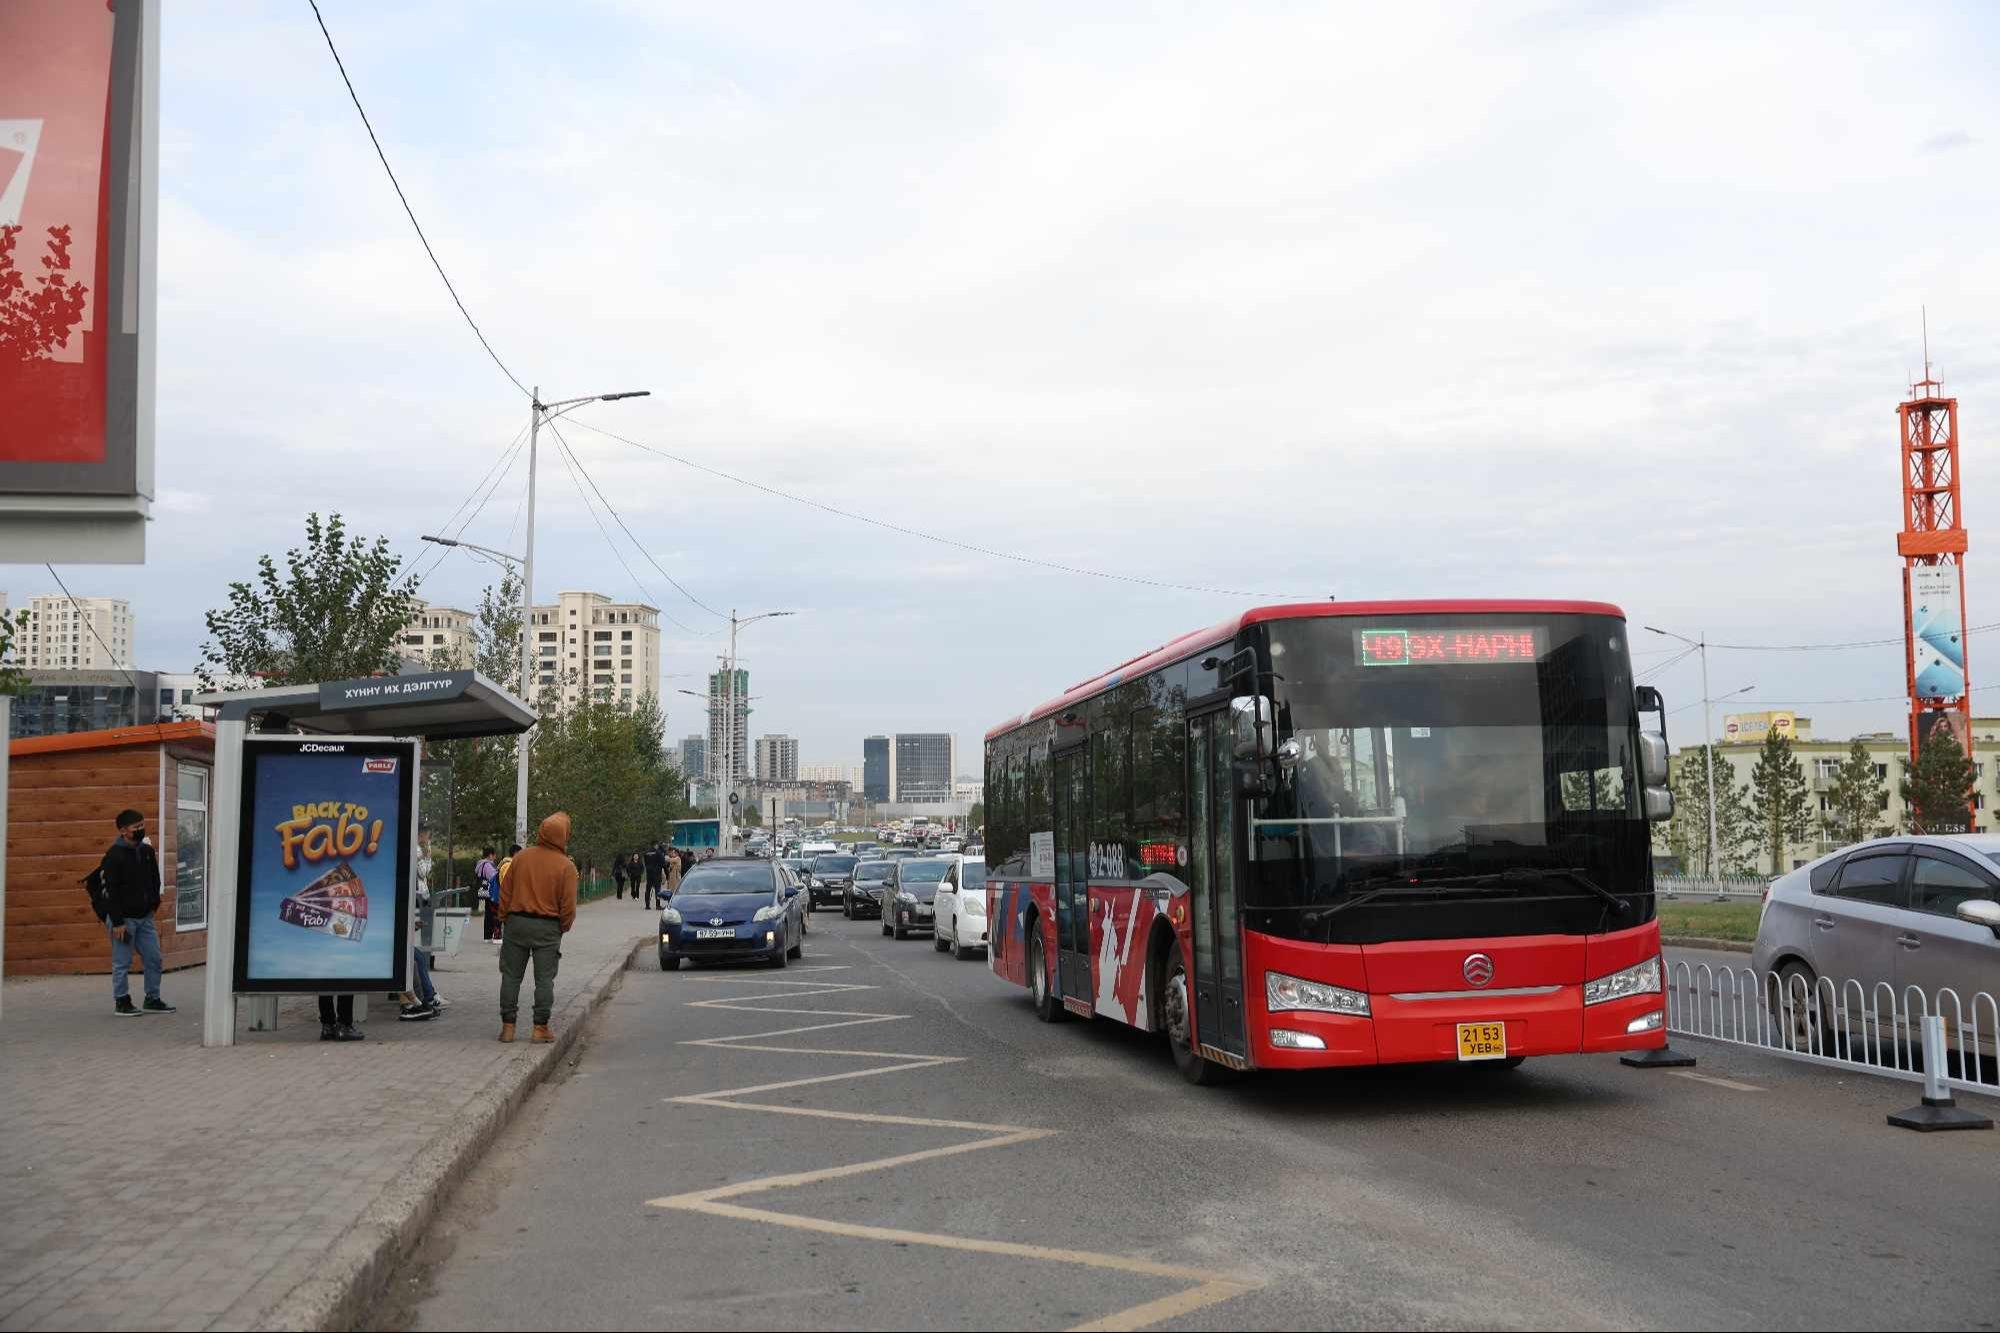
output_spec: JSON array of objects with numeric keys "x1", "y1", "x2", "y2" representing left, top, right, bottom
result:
[
  {"x1": 277, "y1": 896, "x2": 367, "y2": 942},
  {"x1": 290, "y1": 861, "x2": 363, "y2": 904}
]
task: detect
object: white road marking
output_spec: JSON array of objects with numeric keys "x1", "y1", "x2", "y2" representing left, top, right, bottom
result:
[
  {"x1": 1668, "y1": 1069, "x2": 1765, "y2": 1092},
  {"x1": 648, "y1": 951, "x2": 1262, "y2": 1330}
]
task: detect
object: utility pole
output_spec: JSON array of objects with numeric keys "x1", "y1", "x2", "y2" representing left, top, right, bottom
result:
[
  {"x1": 500, "y1": 387, "x2": 649, "y2": 847},
  {"x1": 1645, "y1": 626, "x2": 1755, "y2": 879},
  {"x1": 516, "y1": 386, "x2": 539, "y2": 848}
]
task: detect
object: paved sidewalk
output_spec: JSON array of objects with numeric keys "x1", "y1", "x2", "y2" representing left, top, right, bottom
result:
[{"x1": 0, "y1": 900, "x2": 657, "y2": 1331}]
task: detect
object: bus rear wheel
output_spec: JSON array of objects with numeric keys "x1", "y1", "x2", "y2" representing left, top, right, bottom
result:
[
  {"x1": 1029, "y1": 929, "x2": 1063, "y2": 1023},
  {"x1": 1165, "y1": 952, "x2": 1232, "y2": 1085}
]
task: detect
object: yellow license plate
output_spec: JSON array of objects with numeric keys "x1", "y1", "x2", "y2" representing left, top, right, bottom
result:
[{"x1": 1456, "y1": 1021, "x2": 1507, "y2": 1061}]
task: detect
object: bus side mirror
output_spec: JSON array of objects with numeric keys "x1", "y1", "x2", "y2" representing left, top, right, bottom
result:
[
  {"x1": 1635, "y1": 686, "x2": 1672, "y2": 822},
  {"x1": 1231, "y1": 696, "x2": 1273, "y2": 761}
]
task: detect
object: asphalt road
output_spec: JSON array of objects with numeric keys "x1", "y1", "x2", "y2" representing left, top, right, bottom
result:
[{"x1": 384, "y1": 914, "x2": 1999, "y2": 1331}]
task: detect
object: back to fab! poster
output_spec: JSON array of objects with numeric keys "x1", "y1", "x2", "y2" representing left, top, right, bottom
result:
[{"x1": 236, "y1": 737, "x2": 415, "y2": 991}]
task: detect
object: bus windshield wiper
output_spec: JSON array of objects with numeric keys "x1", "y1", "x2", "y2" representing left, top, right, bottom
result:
[
  {"x1": 1323, "y1": 873, "x2": 1524, "y2": 917},
  {"x1": 1532, "y1": 866, "x2": 1629, "y2": 916}
]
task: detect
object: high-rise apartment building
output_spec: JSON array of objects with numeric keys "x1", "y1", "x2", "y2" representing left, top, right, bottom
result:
[
  {"x1": 863, "y1": 736, "x2": 892, "y2": 803},
  {"x1": 708, "y1": 667, "x2": 751, "y2": 783},
  {"x1": 16, "y1": 593, "x2": 134, "y2": 671},
  {"x1": 799, "y1": 761, "x2": 850, "y2": 783},
  {"x1": 893, "y1": 733, "x2": 957, "y2": 803},
  {"x1": 755, "y1": 734, "x2": 799, "y2": 782},
  {"x1": 678, "y1": 735, "x2": 707, "y2": 781},
  {"x1": 527, "y1": 591, "x2": 662, "y2": 710},
  {"x1": 398, "y1": 602, "x2": 477, "y2": 669}
]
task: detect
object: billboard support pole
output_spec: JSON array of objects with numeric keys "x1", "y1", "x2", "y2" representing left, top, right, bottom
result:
[
  {"x1": 1897, "y1": 355, "x2": 1972, "y2": 826},
  {"x1": 202, "y1": 717, "x2": 247, "y2": 1048}
]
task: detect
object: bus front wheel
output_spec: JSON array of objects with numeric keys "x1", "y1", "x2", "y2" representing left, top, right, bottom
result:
[{"x1": 1165, "y1": 953, "x2": 1232, "y2": 1086}]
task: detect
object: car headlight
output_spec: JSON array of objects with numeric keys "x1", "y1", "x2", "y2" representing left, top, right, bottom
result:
[
  {"x1": 753, "y1": 903, "x2": 783, "y2": 922},
  {"x1": 660, "y1": 907, "x2": 682, "y2": 925},
  {"x1": 1265, "y1": 970, "x2": 1370, "y2": 1017},
  {"x1": 1584, "y1": 956, "x2": 1661, "y2": 1006},
  {"x1": 898, "y1": 892, "x2": 917, "y2": 902},
  {"x1": 965, "y1": 895, "x2": 985, "y2": 915}
]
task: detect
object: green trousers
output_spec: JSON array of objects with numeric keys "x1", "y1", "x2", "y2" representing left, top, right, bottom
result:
[{"x1": 499, "y1": 915, "x2": 563, "y2": 1025}]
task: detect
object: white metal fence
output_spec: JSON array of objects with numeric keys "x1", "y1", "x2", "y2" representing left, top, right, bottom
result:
[
  {"x1": 1666, "y1": 960, "x2": 1999, "y2": 1096},
  {"x1": 1655, "y1": 875, "x2": 1767, "y2": 902}
]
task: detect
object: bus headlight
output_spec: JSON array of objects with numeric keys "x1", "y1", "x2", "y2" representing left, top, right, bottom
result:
[
  {"x1": 1265, "y1": 971, "x2": 1369, "y2": 1017},
  {"x1": 1584, "y1": 956, "x2": 1661, "y2": 1006}
]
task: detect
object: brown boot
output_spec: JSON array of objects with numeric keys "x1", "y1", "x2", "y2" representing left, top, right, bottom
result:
[
  {"x1": 530, "y1": 1024, "x2": 554, "y2": 1043},
  {"x1": 498, "y1": 1022, "x2": 516, "y2": 1043}
]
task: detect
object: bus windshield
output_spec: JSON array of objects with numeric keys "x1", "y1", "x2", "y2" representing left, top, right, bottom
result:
[{"x1": 1247, "y1": 613, "x2": 1652, "y2": 944}]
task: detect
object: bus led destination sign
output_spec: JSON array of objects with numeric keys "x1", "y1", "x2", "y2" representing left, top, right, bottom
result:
[{"x1": 1356, "y1": 627, "x2": 1547, "y2": 667}]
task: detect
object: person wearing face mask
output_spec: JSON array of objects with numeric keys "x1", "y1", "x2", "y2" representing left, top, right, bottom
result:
[{"x1": 102, "y1": 808, "x2": 174, "y2": 1017}]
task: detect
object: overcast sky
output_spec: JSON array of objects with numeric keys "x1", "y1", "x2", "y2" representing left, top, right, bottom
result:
[{"x1": 9, "y1": 0, "x2": 2000, "y2": 770}]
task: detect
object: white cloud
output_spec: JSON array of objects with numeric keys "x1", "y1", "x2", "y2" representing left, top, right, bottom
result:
[{"x1": 10, "y1": 0, "x2": 2000, "y2": 765}]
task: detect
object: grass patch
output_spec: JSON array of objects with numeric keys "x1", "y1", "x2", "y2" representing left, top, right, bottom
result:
[{"x1": 1657, "y1": 900, "x2": 1760, "y2": 943}]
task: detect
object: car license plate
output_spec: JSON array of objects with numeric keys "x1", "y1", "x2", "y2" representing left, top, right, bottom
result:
[
  {"x1": 1456, "y1": 1022, "x2": 1507, "y2": 1060},
  {"x1": 695, "y1": 928, "x2": 734, "y2": 939}
]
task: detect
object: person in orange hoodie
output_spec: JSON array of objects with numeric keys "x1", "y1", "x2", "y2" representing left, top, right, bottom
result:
[{"x1": 495, "y1": 812, "x2": 579, "y2": 1044}]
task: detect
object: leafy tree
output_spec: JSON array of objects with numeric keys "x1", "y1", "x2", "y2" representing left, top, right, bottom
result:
[
  {"x1": 1750, "y1": 732, "x2": 1814, "y2": 874},
  {"x1": 198, "y1": 512, "x2": 422, "y2": 688},
  {"x1": 1823, "y1": 739, "x2": 1890, "y2": 847},
  {"x1": 527, "y1": 684, "x2": 688, "y2": 872},
  {"x1": 740, "y1": 803, "x2": 763, "y2": 828},
  {"x1": 1902, "y1": 728, "x2": 1977, "y2": 834},
  {"x1": 968, "y1": 800, "x2": 985, "y2": 833},
  {"x1": 0, "y1": 604, "x2": 32, "y2": 694},
  {"x1": 1665, "y1": 745, "x2": 1756, "y2": 875}
]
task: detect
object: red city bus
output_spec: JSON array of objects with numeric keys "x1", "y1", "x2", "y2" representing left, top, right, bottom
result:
[{"x1": 982, "y1": 600, "x2": 1675, "y2": 1084}]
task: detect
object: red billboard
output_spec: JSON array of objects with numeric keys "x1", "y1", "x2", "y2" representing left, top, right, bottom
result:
[{"x1": 0, "y1": 0, "x2": 156, "y2": 561}]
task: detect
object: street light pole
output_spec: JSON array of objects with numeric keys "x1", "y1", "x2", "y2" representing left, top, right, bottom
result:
[
  {"x1": 1646, "y1": 626, "x2": 1722, "y2": 881},
  {"x1": 717, "y1": 608, "x2": 795, "y2": 851},
  {"x1": 516, "y1": 386, "x2": 539, "y2": 848},
  {"x1": 506, "y1": 387, "x2": 651, "y2": 847}
]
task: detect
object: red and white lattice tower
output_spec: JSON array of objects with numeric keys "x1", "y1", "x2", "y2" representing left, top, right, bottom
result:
[{"x1": 1897, "y1": 353, "x2": 1972, "y2": 773}]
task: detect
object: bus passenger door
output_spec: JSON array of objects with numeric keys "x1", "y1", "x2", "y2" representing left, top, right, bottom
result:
[
  {"x1": 1052, "y1": 744, "x2": 1092, "y2": 1005},
  {"x1": 1188, "y1": 709, "x2": 1248, "y2": 1061}
]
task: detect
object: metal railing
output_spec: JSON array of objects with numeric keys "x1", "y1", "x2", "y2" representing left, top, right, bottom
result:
[
  {"x1": 1655, "y1": 874, "x2": 1767, "y2": 902},
  {"x1": 1666, "y1": 959, "x2": 1999, "y2": 1096}
]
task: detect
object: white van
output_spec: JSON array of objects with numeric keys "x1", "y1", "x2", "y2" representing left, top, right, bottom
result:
[{"x1": 799, "y1": 841, "x2": 839, "y2": 859}]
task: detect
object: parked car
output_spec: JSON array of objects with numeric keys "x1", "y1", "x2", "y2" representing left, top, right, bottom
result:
[
  {"x1": 1754, "y1": 834, "x2": 2000, "y2": 1056},
  {"x1": 932, "y1": 856, "x2": 988, "y2": 960},
  {"x1": 886, "y1": 857, "x2": 954, "y2": 940},
  {"x1": 659, "y1": 857, "x2": 807, "y2": 971},
  {"x1": 808, "y1": 853, "x2": 859, "y2": 910},
  {"x1": 845, "y1": 860, "x2": 895, "y2": 919}
]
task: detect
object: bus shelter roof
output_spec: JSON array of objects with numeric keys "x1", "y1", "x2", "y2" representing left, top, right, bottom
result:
[{"x1": 192, "y1": 669, "x2": 533, "y2": 740}]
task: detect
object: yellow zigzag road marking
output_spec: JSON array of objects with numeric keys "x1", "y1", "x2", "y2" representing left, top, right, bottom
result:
[{"x1": 646, "y1": 966, "x2": 1261, "y2": 1332}]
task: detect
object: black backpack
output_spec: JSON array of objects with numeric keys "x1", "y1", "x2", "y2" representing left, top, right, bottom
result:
[{"x1": 81, "y1": 858, "x2": 114, "y2": 922}]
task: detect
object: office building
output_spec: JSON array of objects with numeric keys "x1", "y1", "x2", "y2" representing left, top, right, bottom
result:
[
  {"x1": 863, "y1": 736, "x2": 892, "y2": 803},
  {"x1": 398, "y1": 602, "x2": 477, "y2": 669},
  {"x1": 1665, "y1": 713, "x2": 2000, "y2": 875},
  {"x1": 528, "y1": 591, "x2": 663, "y2": 710},
  {"x1": 755, "y1": 734, "x2": 799, "y2": 782},
  {"x1": 156, "y1": 672, "x2": 207, "y2": 721},
  {"x1": 678, "y1": 735, "x2": 707, "y2": 781},
  {"x1": 893, "y1": 733, "x2": 956, "y2": 803},
  {"x1": 15, "y1": 593, "x2": 134, "y2": 671},
  {"x1": 708, "y1": 667, "x2": 751, "y2": 783},
  {"x1": 13, "y1": 669, "x2": 161, "y2": 739},
  {"x1": 954, "y1": 776, "x2": 985, "y2": 804},
  {"x1": 799, "y1": 761, "x2": 846, "y2": 783}
]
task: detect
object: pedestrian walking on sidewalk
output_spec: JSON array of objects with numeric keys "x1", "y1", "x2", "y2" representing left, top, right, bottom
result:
[
  {"x1": 497, "y1": 813, "x2": 579, "y2": 1044},
  {"x1": 99, "y1": 809, "x2": 175, "y2": 1017},
  {"x1": 476, "y1": 846, "x2": 502, "y2": 940},
  {"x1": 643, "y1": 842, "x2": 667, "y2": 910},
  {"x1": 613, "y1": 852, "x2": 630, "y2": 901},
  {"x1": 664, "y1": 845, "x2": 684, "y2": 899}
]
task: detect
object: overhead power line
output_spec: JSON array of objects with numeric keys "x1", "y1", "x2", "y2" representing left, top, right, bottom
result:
[
  {"x1": 306, "y1": 0, "x2": 529, "y2": 398},
  {"x1": 561, "y1": 416, "x2": 1318, "y2": 600},
  {"x1": 547, "y1": 430, "x2": 700, "y2": 635},
  {"x1": 43, "y1": 564, "x2": 138, "y2": 690},
  {"x1": 1708, "y1": 623, "x2": 2000, "y2": 652},
  {"x1": 400, "y1": 425, "x2": 529, "y2": 587},
  {"x1": 547, "y1": 421, "x2": 723, "y2": 620}
]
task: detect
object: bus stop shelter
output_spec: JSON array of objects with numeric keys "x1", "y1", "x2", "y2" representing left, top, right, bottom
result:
[{"x1": 194, "y1": 670, "x2": 534, "y2": 1047}]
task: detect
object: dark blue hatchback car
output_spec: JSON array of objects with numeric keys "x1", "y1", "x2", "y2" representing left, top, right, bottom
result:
[{"x1": 659, "y1": 858, "x2": 806, "y2": 970}]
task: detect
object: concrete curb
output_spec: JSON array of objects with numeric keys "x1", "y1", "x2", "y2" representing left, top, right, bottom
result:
[
  {"x1": 247, "y1": 933, "x2": 652, "y2": 1332},
  {"x1": 1661, "y1": 935, "x2": 1754, "y2": 954}
]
